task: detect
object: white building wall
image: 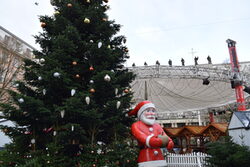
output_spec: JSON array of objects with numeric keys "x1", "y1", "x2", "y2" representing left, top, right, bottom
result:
[{"x1": 229, "y1": 129, "x2": 250, "y2": 147}]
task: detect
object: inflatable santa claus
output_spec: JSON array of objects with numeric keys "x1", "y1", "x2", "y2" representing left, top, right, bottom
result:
[{"x1": 128, "y1": 101, "x2": 174, "y2": 167}]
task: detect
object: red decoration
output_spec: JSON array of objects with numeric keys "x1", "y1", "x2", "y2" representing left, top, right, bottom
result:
[
  {"x1": 124, "y1": 89, "x2": 129, "y2": 93},
  {"x1": 41, "y1": 22, "x2": 46, "y2": 28},
  {"x1": 89, "y1": 66, "x2": 94, "y2": 71}
]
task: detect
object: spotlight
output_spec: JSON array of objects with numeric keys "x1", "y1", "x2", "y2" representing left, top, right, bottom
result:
[{"x1": 203, "y1": 78, "x2": 210, "y2": 85}]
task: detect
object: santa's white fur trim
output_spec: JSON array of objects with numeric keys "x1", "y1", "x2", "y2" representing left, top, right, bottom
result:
[
  {"x1": 146, "y1": 134, "x2": 154, "y2": 148},
  {"x1": 138, "y1": 160, "x2": 167, "y2": 167},
  {"x1": 137, "y1": 103, "x2": 155, "y2": 118}
]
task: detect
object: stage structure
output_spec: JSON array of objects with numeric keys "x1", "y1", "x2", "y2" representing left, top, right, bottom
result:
[{"x1": 129, "y1": 62, "x2": 250, "y2": 126}]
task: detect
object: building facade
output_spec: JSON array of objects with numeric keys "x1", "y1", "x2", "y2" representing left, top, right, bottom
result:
[{"x1": 0, "y1": 25, "x2": 35, "y2": 102}]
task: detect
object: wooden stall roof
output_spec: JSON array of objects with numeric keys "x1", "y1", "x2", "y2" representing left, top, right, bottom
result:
[
  {"x1": 201, "y1": 123, "x2": 228, "y2": 134},
  {"x1": 164, "y1": 123, "x2": 228, "y2": 137}
]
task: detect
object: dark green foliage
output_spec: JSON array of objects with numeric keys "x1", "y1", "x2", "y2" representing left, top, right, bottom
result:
[
  {"x1": 206, "y1": 136, "x2": 250, "y2": 167},
  {"x1": 0, "y1": 0, "x2": 138, "y2": 166}
]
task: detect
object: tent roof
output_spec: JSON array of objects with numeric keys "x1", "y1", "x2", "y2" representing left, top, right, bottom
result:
[{"x1": 131, "y1": 78, "x2": 241, "y2": 113}]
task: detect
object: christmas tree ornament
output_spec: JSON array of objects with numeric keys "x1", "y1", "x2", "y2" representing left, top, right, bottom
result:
[
  {"x1": 39, "y1": 58, "x2": 45, "y2": 63},
  {"x1": 18, "y1": 98, "x2": 24, "y2": 103},
  {"x1": 107, "y1": 45, "x2": 111, "y2": 49},
  {"x1": 53, "y1": 72, "x2": 60, "y2": 78},
  {"x1": 98, "y1": 41, "x2": 102, "y2": 48},
  {"x1": 84, "y1": 18, "x2": 90, "y2": 24},
  {"x1": 41, "y1": 22, "x2": 46, "y2": 28},
  {"x1": 60, "y1": 110, "x2": 65, "y2": 118},
  {"x1": 124, "y1": 89, "x2": 129, "y2": 93},
  {"x1": 75, "y1": 74, "x2": 80, "y2": 78},
  {"x1": 14, "y1": 83, "x2": 19, "y2": 87},
  {"x1": 89, "y1": 66, "x2": 94, "y2": 71},
  {"x1": 31, "y1": 139, "x2": 36, "y2": 144},
  {"x1": 102, "y1": 18, "x2": 107, "y2": 21},
  {"x1": 71, "y1": 89, "x2": 76, "y2": 96},
  {"x1": 85, "y1": 96, "x2": 90, "y2": 105},
  {"x1": 116, "y1": 101, "x2": 121, "y2": 109},
  {"x1": 90, "y1": 40, "x2": 94, "y2": 43},
  {"x1": 67, "y1": 3, "x2": 72, "y2": 7},
  {"x1": 38, "y1": 76, "x2": 42, "y2": 80},
  {"x1": 89, "y1": 80, "x2": 94, "y2": 84},
  {"x1": 42, "y1": 89, "x2": 46, "y2": 95},
  {"x1": 115, "y1": 88, "x2": 118, "y2": 95},
  {"x1": 104, "y1": 74, "x2": 111, "y2": 82},
  {"x1": 53, "y1": 131, "x2": 57, "y2": 136},
  {"x1": 71, "y1": 125, "x2": 74, "y2": 131},
  {"x1": 86, "y1": 0, "x2": 91, "y2": 3},
  {"x1": 89, "y1": 88, "x2": 95, "y2": 93},
  {"x1": 72, "y1": 61, "x2": 77, "y2": 65},
  {"x1": 54, "y1": 11, "x2": 60, "y2": 15},
  {"x1": 110, "y1": 69, "x2": 114, "y2": 73}
]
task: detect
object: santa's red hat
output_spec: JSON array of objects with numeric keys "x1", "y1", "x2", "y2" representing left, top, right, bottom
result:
[{"x1": 128, "y1": 101, "x2": 155, "y2": 118}]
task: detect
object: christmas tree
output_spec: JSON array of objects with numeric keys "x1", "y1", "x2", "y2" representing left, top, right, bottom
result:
[{"x1": 0, "y1": 0, "x2": 138, "y2": 166}]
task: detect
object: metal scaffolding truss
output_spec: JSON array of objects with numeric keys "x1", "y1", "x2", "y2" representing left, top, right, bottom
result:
[
  {"x1": 129, "y1": 63, "x2": 250, "y2": 84},
  {"x1": 129, "y1": 62, "x2": 250, "y2": 116}
]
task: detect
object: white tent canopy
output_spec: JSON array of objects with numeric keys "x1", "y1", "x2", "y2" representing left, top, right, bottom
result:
[{"x1": 130, "y1": 62, "x2": 250, "y2": 114}]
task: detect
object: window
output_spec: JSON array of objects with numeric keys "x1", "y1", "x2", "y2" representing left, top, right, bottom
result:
[{"x1": 177, "y1": 123, "x2": 186, "y2": 127}]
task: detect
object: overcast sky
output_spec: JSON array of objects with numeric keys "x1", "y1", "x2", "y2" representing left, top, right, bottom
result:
[{"x1": 1, "y1": 0, "x2": 250, "y2": 146}]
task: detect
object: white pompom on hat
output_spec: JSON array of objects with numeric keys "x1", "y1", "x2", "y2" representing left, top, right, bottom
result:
[{"x1": 128, "y1": 101, "x2": 155, "y2": 118}]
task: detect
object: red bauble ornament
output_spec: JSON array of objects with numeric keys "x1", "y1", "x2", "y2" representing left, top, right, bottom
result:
[
  {"x1": 89, "y1": 66, "x2": 94, "y2": 71},
  {"x1": 124, "y1": 89, "x2": 129, "y2": 93},
  {"x1": 41, "y1": 22, "x2": 46, "y2": 28}
]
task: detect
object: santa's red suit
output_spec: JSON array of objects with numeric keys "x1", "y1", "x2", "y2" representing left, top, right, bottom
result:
[{"x1": 129, "y1": 101, "x2": 174, "y2": 167}]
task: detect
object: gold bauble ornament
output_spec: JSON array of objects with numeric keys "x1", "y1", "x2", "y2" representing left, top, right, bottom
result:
[
  {"x1": 72, "y1": 61, "x2": 77, "y2": 65},
  {"x1": 86, "y1": 0, "x2": 91, "y2": 3},
  {"x1": 54, "y1": 11, "x2": 60, "y2": 15},
  {"x1": 84, "y1": 18, "x2": 90, "y2": 24},
  {"x1": 90, "y1": 88, "x2": 95, "y2": 93},
  {"x1": 102, "y1": 18, "x2": 107, "y2": 21}
]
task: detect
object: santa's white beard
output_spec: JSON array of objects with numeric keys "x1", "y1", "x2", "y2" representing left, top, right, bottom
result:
[{"x1": 140, "y1": 115, "x2": 155, "y2": 125}]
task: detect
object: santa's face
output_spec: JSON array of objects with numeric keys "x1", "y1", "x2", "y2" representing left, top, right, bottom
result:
[{"x1": 140, "y1": 107, "x2": 156, "y2": 125}]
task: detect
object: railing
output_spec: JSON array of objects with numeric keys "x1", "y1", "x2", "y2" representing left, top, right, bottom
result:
[{"x1": 166, "y1": 152, "x2": 211, "y2": 167}]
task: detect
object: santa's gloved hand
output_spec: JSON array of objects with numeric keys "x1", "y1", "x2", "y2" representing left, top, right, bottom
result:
[{"x1": 158, "y1": 135, "x2": 169, "y2": 147}]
